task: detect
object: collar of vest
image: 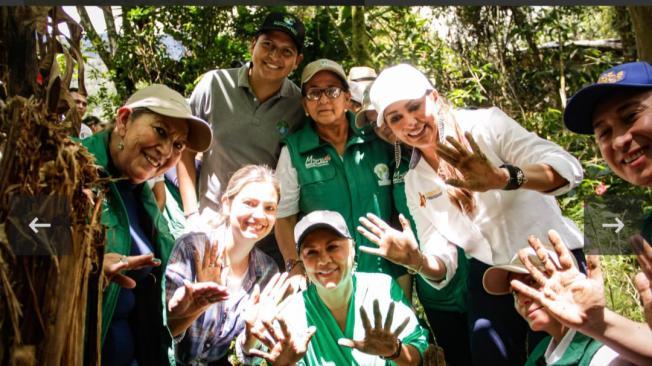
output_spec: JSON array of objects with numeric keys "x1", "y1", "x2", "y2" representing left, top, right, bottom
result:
[
  {"x1": 81, "y1": 128, "x2": 113, "y2": 175},
  {"x1": 291, "y1": 111, "x2": 376, "y2": 154}
]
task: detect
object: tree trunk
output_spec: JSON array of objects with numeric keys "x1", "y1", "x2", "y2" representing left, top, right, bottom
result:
[
  {"x1": 351, "y1": 6, "x2": 370, "y2": 66},
  {"x1": 628, "y1": 6, "x2": 652, "y2": 62}
]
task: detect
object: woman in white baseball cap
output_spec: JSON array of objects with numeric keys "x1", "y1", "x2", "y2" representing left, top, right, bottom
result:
[
  {"x1": 79, "y1": 84, "x2": 212, "y2": 365},
  {"x1": 357, "y1": 63, "x2": 586, "y2": 365}
]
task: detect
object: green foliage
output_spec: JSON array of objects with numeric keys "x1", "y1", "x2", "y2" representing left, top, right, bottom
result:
[{"x1": 83, "y1": 5, "x2": 646, "y2": 319}]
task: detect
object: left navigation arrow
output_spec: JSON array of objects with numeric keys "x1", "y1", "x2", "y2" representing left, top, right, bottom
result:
[{"x1": 29, "y1": 217, "x2": 51, "y2": 233}]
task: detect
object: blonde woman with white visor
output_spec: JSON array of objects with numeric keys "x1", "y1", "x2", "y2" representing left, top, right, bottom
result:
[{"x1": 356, "y1": 63, "x2": 585, "y2": 366}]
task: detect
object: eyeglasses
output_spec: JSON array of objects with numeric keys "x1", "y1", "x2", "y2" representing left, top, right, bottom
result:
[{"x1": 304, "y1": 87, "x2": 343, "y2": 101}]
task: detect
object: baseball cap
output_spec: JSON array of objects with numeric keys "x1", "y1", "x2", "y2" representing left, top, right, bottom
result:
[
  {"x1": 301, "y1": 59, "x2": 348, "y2": 88},
  {"x1": 349, "y1": 67, "x2": 377, "y2": 104},
  {"x1": 257, "y1": 12, "x2": 305, "y2": 52},
  {"x1": 369, "y1": 64, "x2": 434, "y2": 127},
  {"x1": 124, "y1": 84, "x2": 212, "y2": 152},
  {"x1": 354, "y1": 84, "x2": 376, "y2": 128},
  {"x1": 294, "y1": 210, "x2": 351, "y2": 254},
  {"x1": 348, "y1": 66, "x2": 377, "y2": 83},
  {"x1": 564, "y1": 62, "x2": 652, "y2": 134},
  {"x1": 482, "y1": 246, "x2": 578, "y2": 296}
]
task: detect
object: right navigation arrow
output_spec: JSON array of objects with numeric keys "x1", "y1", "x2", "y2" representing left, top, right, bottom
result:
[{"x1": 602, "y1": 217, "x2": 624, "y2": 234}]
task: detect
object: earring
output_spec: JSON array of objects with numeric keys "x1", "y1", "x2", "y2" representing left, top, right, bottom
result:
[
  {"x1": 117, "y1": 141, "x2": 124, "y2": 150},
  {"x1": 394, "y1": 140, "x2": 401, "y2": 168},
  {"x1": 437, "y1": 110, "x2": 446, "y2": 143}
]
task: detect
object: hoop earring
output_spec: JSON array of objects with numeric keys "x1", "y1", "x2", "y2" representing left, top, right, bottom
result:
[{"x1": 394, "y1": 140, "x2": 401, "y2": 168}]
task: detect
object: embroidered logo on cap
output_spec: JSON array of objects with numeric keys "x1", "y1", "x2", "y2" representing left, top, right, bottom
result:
[{"x1": 597, "y1": 71, "x2": 625, "y2": 84}]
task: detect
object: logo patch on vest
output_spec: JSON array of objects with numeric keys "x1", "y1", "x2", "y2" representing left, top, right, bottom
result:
[
  {"x1": 374, "y1": 163, "x2": 391, "y2": 186},
  {"x1": 392, "y1": 169, "x2": 406, "y2": 184},
  {"x1": 276, "y1": 120, "x2": 290, "y2": 136},
  {"x1": 305, "y1": 154, "x2": 331, "y2": 169}
]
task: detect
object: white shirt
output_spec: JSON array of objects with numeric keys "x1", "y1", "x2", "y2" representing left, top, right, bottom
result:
[
  {"x1": 276, "y1": 146, "x2": 300, "y2": 218},
  {"x1": 406, "y1": 107, "x2": 584, "y2": 288},
  {"x1": 545, "y1": 329, "x2": 632, "y2": 366}
]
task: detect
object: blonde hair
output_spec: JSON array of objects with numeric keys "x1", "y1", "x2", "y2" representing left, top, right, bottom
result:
[
  {"x1": 206, "y1": 165, "x2": 280, "y2": 227},
  {"x1": 433, "y1": 96, "x2": 477, "y2": 216}
]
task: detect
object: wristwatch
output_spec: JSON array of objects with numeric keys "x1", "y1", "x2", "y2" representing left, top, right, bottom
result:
[
  {"x1": 285, "y1": 258, "x2": 303, "y2": 272},
  {"x1": 500, "y1": 164, "x2": 527, "y2": 190}
]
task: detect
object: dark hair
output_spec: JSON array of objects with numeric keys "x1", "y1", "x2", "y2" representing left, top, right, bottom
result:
[
  {"x1": 82, "y1": 115, "x2": 102, "y2": 126},
  {"x1": 69, "y1": 87, "x2": 86, "y2": 96}
]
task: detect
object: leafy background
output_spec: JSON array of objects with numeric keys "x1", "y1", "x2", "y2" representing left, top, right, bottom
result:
[{"x1": 78, "y1": 5, "x2": 651, "y2": 321}]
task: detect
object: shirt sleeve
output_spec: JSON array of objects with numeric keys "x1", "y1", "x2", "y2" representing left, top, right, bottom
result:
[
  {"x1": 480, "y1": 107, "x2": 583, "y2": 196},
  {"x1": 276, "y1": 146, "x2": 300, "y2": 218},
  {"x1": 188, "y1": 71, "x2": 214, "y2": 121},
  {"x1": 165, "y1": 232, "x2": 206, "y2": 343},
  {"x1": 405, "y1": 176, "x2": 459, "y2": 289}
]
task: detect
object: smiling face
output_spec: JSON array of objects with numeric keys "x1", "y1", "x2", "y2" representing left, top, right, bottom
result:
[
  {"x1": 300, "y1": 228, "x2": 354, "y2": 291},
  {"x1": 383, "y1": 90, "x2": 439, "y2": 150},
  {"x1": 302, "y1": 71, "x2": 350, "y2": 127},
  {"x1": 592, "y1": 89, "x2": 652, "y2": 187},
  {"x1": 223, "y1": 181, "x2": 278, "y2": 243},
  {"x1": 112, "y1": 108, "x2": 188, "y2": 184},
  {"x1": 508, "y1": 272, "x2": 557, "y2": 332},
  {"x1": 250, "y1": 31, "x2": 302, "y2": 85}
]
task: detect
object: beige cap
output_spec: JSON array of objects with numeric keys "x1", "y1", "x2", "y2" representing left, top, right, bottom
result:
[
  {"x1": 482, "y1": 246, "x2": 578, "y2": 296},
  {"x1": 369, "y1": 64, "x2": 434, "y2": 127},
  {"x1": 124, "y1": 84, "x2": 212, "y2": 152},
  {"x1": 301, "y1": 59, "x2": 348, "y2": 88}
]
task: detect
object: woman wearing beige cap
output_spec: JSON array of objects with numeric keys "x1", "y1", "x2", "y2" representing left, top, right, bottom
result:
[
  {"x1": 274, "y1": 58, "x2": 411, "y2": 297},
  {"x1": 357, "y1": 63, "x2": 585, "y2": 365},
  {"x1": 80, "y1": 84, "x2": 212, "y2": 365}
]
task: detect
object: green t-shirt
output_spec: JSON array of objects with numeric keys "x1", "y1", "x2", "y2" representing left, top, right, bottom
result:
[{"x1": 279, "y1": 272, "x2": 429, "y2": 366}]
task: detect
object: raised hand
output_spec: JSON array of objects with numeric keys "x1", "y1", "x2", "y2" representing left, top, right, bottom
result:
[
  {"x1": 436, "y1": 132, "x2": 508, "y2": 192},
  {"x1": 631, "y1": 235, "x2": 652, "y2": 330},
  {"x1": 247, "y1": 317, "x2": 316, "y2": 366},
  {"x1": 337, "y1": 300, "x2": 409, "y2": 358},
  {"x1": 103, "y1": 252, "x2": 161, "y2": 289},
  {"x1": 194, "y1": 238, "x2": 223, "y2": 284},
  {"x1": 167, "y1": 280, "x2": 229, "y2": 319},
  {"x1": 243, "y1": 272, "x2": 292, "y2": 348},
  {"x1": 357, "y1": 213, "x2": 422, "y2": 270},
  {"x1": 510, "y1": 230, "x2": 606, "y2": 330}
]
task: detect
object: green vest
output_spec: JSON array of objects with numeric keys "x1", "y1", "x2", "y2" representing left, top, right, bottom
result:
[
  {"x1": 81, "y1": 130, "x2": 176, "y2": 365},
  {"x1": 284, "y1": 112, "x2": 406, "y2": 279},
  {"x1": 391, "y1": 150, "x2": 469, "y2": 312},
  {"x1": 525, "y1": 332, "x2": 603, "y2": 366}
]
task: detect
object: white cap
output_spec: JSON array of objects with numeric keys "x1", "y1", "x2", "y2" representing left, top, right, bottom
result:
[
  {"x1": 124, "y1": 84, "x2": 212, "y2": 152},
  {"x1": 369, "y1": 64, "x2": 434, "y2": 127},
  {"x1": 349, "y1": 81, "x2": 366, "y2": 104},
  {"x1": 294, "y1": 210, "x2": 351, "y2": 254},
  {"x1": 482, "y1": 246, "x2": 578, "y2": 296},
  {"x1": 348, "y1": 66, "x2": 377, "y2": 83}
]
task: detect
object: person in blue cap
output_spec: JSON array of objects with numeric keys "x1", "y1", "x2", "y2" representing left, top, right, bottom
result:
[{"x1": 511, "y1": 61, "x2": 652, "y2": 366}]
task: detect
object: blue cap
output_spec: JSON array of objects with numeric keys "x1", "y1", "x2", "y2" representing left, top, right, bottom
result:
[{"x1": 564, "y1": 62, "x2": 652, "y2": 134}]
